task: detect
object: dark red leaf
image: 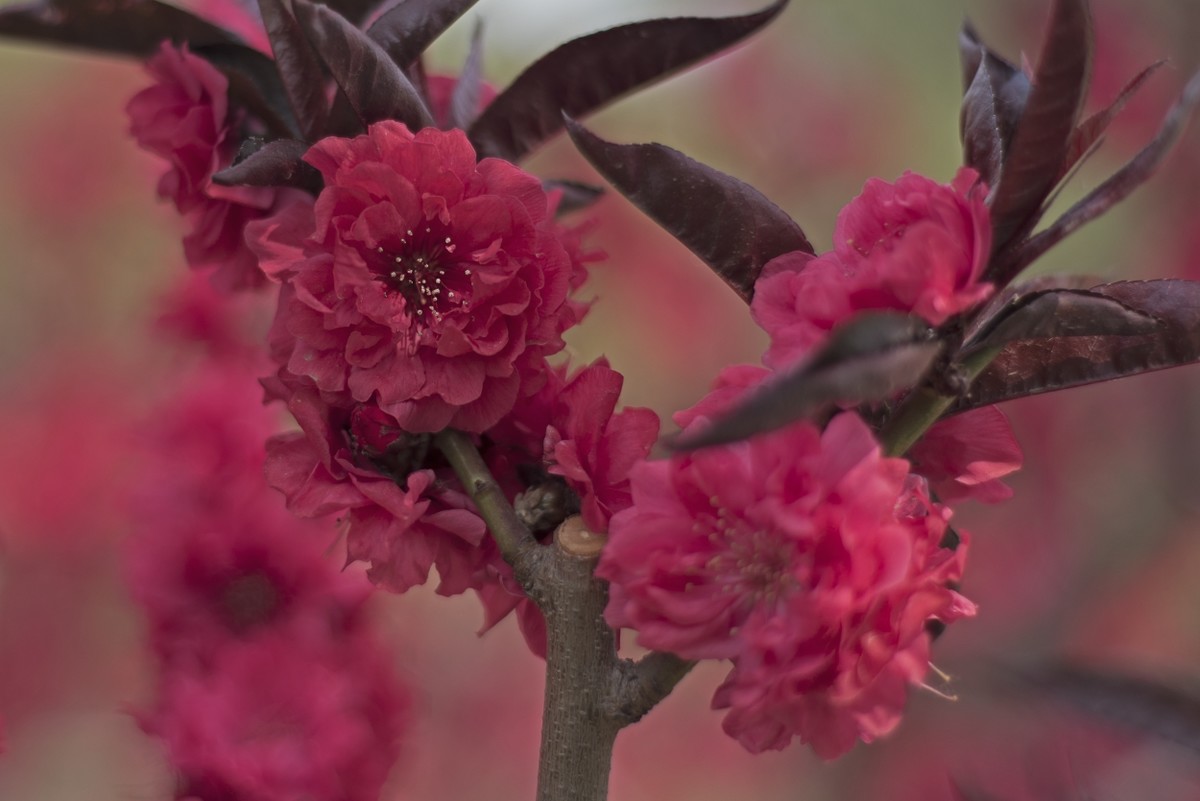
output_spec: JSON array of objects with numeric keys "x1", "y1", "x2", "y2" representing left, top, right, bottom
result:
[
  {"x1": 955, "y1": 280, "x2": 1200, "y2": 413},
  {"x1": 1058, "y1": 60, "x2": 1166, "y2": 180},
  {"x1": 674, "y1": 314, "x2": 939, "y2": 450},
  {"x1": 963, "y1": 287, "x2": 1160, "y2": 354},
  {"x1": 193, "y1": 43, "x2": 299, "y2": 139},
  {"x1": 986, "y1": 0, "x2": 1093, "y2": 263},
  {"x1": 1033, "y1": 666, "x2": 1200, "y2": 753},
  {"x1": 446, "y1": 19, "x2": 484, "y2": 130},
  {"x1": 258, "y1": 0, "x2": 329, "y2": 141},
  {"x1": 959, "y1": 24, "x2": 1032, "y2": 131},
  {"x1": 960, "y1": 59, "x2": 1005, "y2": 191},
  {"x1": 1010, "y1": 70, "x2": 1200, "y2": 275},
  {"x1": 958, "y1": 23, "x2": 1032, "y2": 193},
  {"x1": 366, "y1": 0, "x2": 480, "y2": 70},
  {"x1": 294, "y1": 0, "x2": 434, "y2": 132},
  {"x1": 318, "y1": 0, "x2": 387, "y2": 28},
  {"x1": 566, "y1": 120, "x2": 812, "y2": 303},
  {"x1": 964, "y1": 272, "x2": 1101, "y2": 343},
  {"x1": 0, "y1": 0, "x2": 238, "y2": 56},
  {"x1": 469, "y1": 0, "x2": 787, "y2": 163},
  {"x1": 212, "y1": 138, "x2": 321, "y2": 192}
]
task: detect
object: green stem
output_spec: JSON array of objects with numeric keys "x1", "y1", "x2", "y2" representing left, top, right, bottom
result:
[
  {"x1": 878, "y1": 346, "x2": 1002, "y2": 457},
  {"x1": 434, "y1": 428, "x2": 541, "y2": 591}
]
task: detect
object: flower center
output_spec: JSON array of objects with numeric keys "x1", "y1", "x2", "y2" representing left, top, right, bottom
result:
[
  {"x1": 705, "y1": 501, "x2": 799, "y2": 607},
  {"x1": 219, "y1": 571, "x2": 280, "y2": 633},
  {"x1": 373, "y1": 223, "x2": 471, "y2": 325}
]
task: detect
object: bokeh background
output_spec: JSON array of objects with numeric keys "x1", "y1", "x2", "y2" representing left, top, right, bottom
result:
[{"x1": 2, "y1": 0, "x2": 1200, "y2": 798}]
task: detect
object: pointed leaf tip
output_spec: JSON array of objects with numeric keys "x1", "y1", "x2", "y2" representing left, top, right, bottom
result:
[
  {"x1": 0, "y1": 0, "x2": 239, "y2": 56},
  {"x1": 367, "y1": 0, "x2": 482, "y2": 70},
  {"x1": 1009, "y1": 68, "x2": 1200, "y2": 276},
  {"x1": 258, "y1": 0, "x2": 329, "y2": 141},
  {"x1": 1058, "y1": 60, "x2": 1167, "y2": 181},
  {"x1": 958, "y1": 21, "x2": 1031, "y2": 190},
  {"x1": 213, "y1": 138, "x2": 322, "y2": 192},
  {"x1": 565, "y1": 119, "x2": 812, "y2": 303},
  {"x1": 293, "y1": 0, "x2": 434, "y2": 132},
  {"x1": 470, "y1": 1, "x2": 788, "y2": 163},
  {"x1": 447, "y1": 19, "x2": 486, "y2": 130},
  {"x1": 986, "y1": 0, "x2": 1093, "y2": 264}
]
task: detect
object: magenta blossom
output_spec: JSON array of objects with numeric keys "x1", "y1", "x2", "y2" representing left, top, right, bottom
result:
[
  {"x1": 753, "y1": 168, "x2": 992, "y2": 368},
  {"x1": 141, "y1": 630, "x2": 408, "y2": 801},
  {"x1": 598, "y1": 387, "x2": 973, "y2": 756},
  {"x1": 125, "y1": 360, "x2": 368, "y2": 666},
  {"x1": 907, "y1": 406, "x2": 1025, "y2": 503},
  {"x1": 264, "y1": 376, "x2": 487, "y2": 595},
  {"x1": 249, "y1": 121, "x2": 581, "y2": 432},
  {"x1": 489, "y1": 358, "x2": 660, "y2": 532},
  {"x1": 127, "y1": 43, "x2": 283, "y2": 290}
]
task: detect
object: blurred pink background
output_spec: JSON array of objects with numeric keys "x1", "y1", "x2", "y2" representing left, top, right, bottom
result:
[{"x1": 3, "y1": 0, "x2": 1200, "y2": 798}]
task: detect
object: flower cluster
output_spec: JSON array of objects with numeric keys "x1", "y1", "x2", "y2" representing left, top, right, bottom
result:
[
  {"x1": 250, "y1": 121, "x2": 584, "y2": 433},
  {"x1": 600, "y1": 371, "x2": 974, "y2": 757},
  {"x1": 752, "y1": 168, "x2": 993, "y2": 367},
  {"x1": 264, "y1": 356, "x2": 658, "y2": 657},
  {"x1": 755, "y1": 169, "x2": 1022, "y2": 504},
  {"x1": 239, "y1": 116, "x2": 652, "y2": 655},
  {"x1": 126, "y1": 355, "x2": 409, "y2": 801},
  {"x1": 127, "y1": 43, "x2": 286, "y2": 290},
  {"x1": 599, "y1": 169, "x2": 1006, "y2": 756}
]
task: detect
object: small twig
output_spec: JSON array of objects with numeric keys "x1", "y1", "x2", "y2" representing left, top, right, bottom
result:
[
  {"x1": 607, "y1": 651, "x2": 697, "y2": 725},
  {"x1": 434, "y1": 428, "x2": 544, "y2": 595},
  {"x1": 878, "y1": 346, "x2": 1002, "y2": 456}
]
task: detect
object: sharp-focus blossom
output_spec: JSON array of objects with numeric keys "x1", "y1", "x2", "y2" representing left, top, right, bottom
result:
[
  {"x1": 599, "y1": 372, "x2": 974, "y2": 757},
  {"x1": 753, "y1": 168, "x2": 992, "y2": 369},
  {"x1": 264, "y1": 375, "x2": 487, "y2": 595},
  {"x1": 249, "y1": 121, "x2": 581, "y2": 432},
  {"x1": 265, "y1": 400, "x2": 479, "y2": 589},
  {"x1": 127, "y1": 43, "x2": 284, "y2": 290}
]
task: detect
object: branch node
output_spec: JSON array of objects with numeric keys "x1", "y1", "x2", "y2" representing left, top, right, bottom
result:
[{"x1": 555, "y1": 515, "x2": 607, "y2": 559}]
